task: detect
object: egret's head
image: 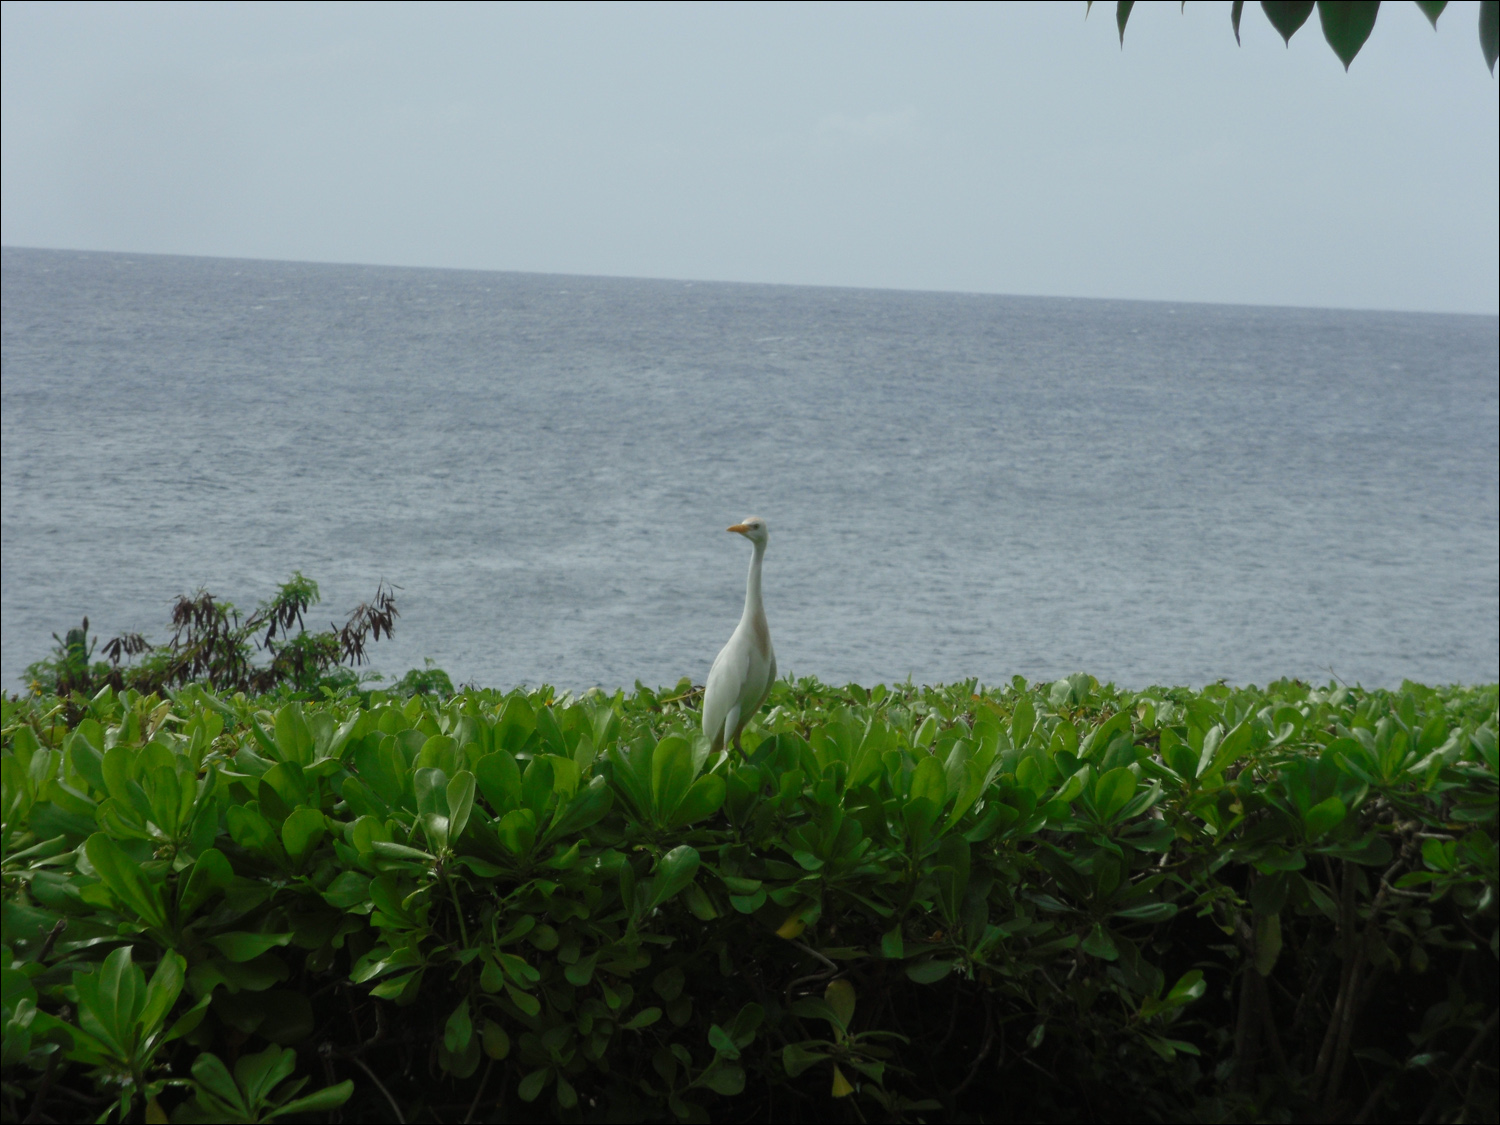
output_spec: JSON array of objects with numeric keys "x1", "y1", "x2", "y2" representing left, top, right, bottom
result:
[{"x1": 727, "y1": 516, "x2": 769, "y2": 545}]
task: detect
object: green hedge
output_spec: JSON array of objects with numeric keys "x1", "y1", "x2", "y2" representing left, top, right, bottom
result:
[{"x1": 2, "y1": 674, "x2": 1496, "y2": 1122}]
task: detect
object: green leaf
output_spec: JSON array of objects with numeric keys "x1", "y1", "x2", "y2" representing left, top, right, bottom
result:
[
  {"x1": 1112, "y1": 901, "x2": 1178, "y2": 923},
  {"x1": 700, "y1": 1063, "x2": 746, "y2": 1096},
  {"x1": 682, "y1": 882, "x2": 718, "y2": 920},
  {"x1": 1482, "y1": 0, "x2": 1498, "y2": 73},
  {"x1": 1144, "y1": 1034, "x2": 1200, "y2": 1060},
  {"x1": 10, "y1": 723, "x2": 40, "y2": 771},
  {"x1": 708, "y1": 1023, "x2": 740, "y2": 1058},
  {"x1": 265, "y1": 1081, "x2": 354, "y2": 1120},
  {"x1": 322, "y1": 871, "x2": 372, "y2": 909},
  {"x1": 177, "y1": 848, "x2": 233, "y2": 917},
  {"x1": 417, "y1": 734, "x2": 460, "y2": 775},
  {"x1": 1010, "y1": 694, "x2": 1036, "y2": 748},
  {"x1": 650, "y1": 735, "x2": 695, "y2": 821},
  {"x1": 782, "y1": 1042, "x2": 827, "y2": 1078},
  {"x1": 82, "y1": 944, "x2": 138, "y2": 1052},
  {"x1": 565, "y1": 951, "x2": 599, "y2": 986},
  {"x1": 501, "y1": 954, "x2": 543, "y2": 990},
  {"x1": 881, "y1": 927, "x2": 905, "y2": 960},
  {"x1": 476, "y1": 751, "x2": 523, "y2": 814},
  {"x1": 933, "y1": 833, "x2": 971, "y2": 922},
  {"x1": 444, "y1": 998, "x2": 472, "y2": 1054},
  {"x1": 246, "y1": 715, "x2": 279, "y2": 760},
  {"x1": 825, "y1": 979, "x2": 855, "y2": 1029},
  {"x1": 1253, "y1": 846, "x2": 1307, "y2": 872},
  {"x1": 236, "y1": 1043, "x2": 298, "y2": 1107},
  {"x1": 646, "y1": 845, "x2": 701, "y2": 912},
  {"x1": 482, "y1": 1020, "x2": 511, "y2": 1058},
  {"x1": 207, "y1": 932, "x2": 294, "y2": 963},
  {"x1": 1263, "y1": 0, "x2": 1316, "y2": 43},
  {"x1": 1167, "y1": 969, "x2": 1207, "y2": 1004},
  {"x1": 1015, "y1": 754, "x2": 1048, "y2": 796},
  {"x1": 517, "y1": 1068, "x2": 550, "y2": 1102},
  {"x1": 226, "y1": 804, "x2": 287, "y2": 866},
  {"x1": 621, "y1": 1007, "x2": 662, "y2": 1030},
  {"x1": 273, "y1": 704, "x2": 315, "y2": 766},
  {"x1": 370, "y1": 970, "x2": 420, "y2": 1000},
  {"x1": 414, "y1": 766, "x2": 450, "y2": 851},
  {"x1": 139, "y1": 950, "x2": 187, "y2": 1039},
  {"x1": 1326, "y1": 833, "x2": 1393, "y2": 866},
  {"x1": 506, "y1": 984, "x2": 541, "y2": 1018},
  {"x1": 191, "y1": 1052, "x2": 250, "y2": 1116},
  {"x1": 140, "y1": 764, "x2": 183, "y2": 838},
  {"x1": 455, "y1": 855, "x2": 504, "y2": 877},
  {"x1": 520, "y1": 755, "x2": 554, "y2": 817},
  {"x1": 1117, "y1": 0, "x2": 1135, "y2": 45},
  {"x1": 370, "y1": 840, "x2": 435, "y2": 863},
  {"x1": 495, "y1": 808, "x2": 537, "y2": 857},
  {"x1": 789, "y1": 996, "x2": 841, "y2": 1025},
  {"x1": 913, "y1": 713, "x2": 939, "y2": 748},
  {"x1": 1317, "y1": 0, "x2": 1380, "y2": 69},
  {"x1": 544, "y1": 775, "x2": 614, "y2": 842},
  {"x1": 165, "y1": 994, "x2": 209, "y2": 1049},
  {"x1": 668, "y1": 774, "x2": 726, "y2": 828},
  {"x1": 1163, "y1": 731, "x2": 1199, "y2": 781},
  {"x1": 1121, "y1": 818, "x2": 1175, "y2": 853},
  {"x1": 1092, "y1": 766, "x2": 1137, "y2": 823},
  {"x1": 84, "y1": 832, "x2": 166, "y2": 929},
  {"x1": 548, "y1": 754, "x2": 581, "y2": 802},
  {"x1": 1303, "y1": 795, "x2": 1346, "y2": 839},
  {"x1": 727, "y1": 1002, "x2": 764, "y2": 1047},
  {"x1": 909, "y1": 753, "x2": 947, "y2": 807},
  {"x1": 653, "y1": 966, "x2": 686, "y2": 1001},
  {"x1": 446, "y1": 771, "x2": 476, "y2": 841},
  {"x1": 1414, "y1": 0, "x2": 1446, "y2": 28},
  {"x1": 1053, "y1": 764, "x2": 1091, "y2": 806},
  {"x1": 1204, "y1": 720, "x2": 1253, "y2": 778},
  {"x1": 905, "y1": 958, "x2": 954, "y2": 984},
  {"x1": 905, "y1": 755, "x2": 947, "y2": 842},
  {"x1": 1082, "y1": 923, "x2": 1119, "y2": 961},
  {"x1": 1421, "y1": 837, "x2": 1456, "y2": 872},
  {"x1": 261, "y1": 761, "x2": 309, "y2": 813},
  {"x1": 280, "y1": 807, "x2": 326, "y2": 864}
]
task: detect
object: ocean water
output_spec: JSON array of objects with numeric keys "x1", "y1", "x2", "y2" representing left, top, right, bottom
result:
[{"x1": 2, "y1": 247, "x2": 1496, "y2": 692}]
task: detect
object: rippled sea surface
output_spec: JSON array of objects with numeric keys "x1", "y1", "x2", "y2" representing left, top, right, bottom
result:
[{"x1": 2, "y1": 247, "x2": 1496, "y2": 691}]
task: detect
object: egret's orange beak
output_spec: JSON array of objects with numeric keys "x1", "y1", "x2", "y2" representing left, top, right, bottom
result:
[{"x1": 727, "y1": 524, "x2": 750, "y2": 534}]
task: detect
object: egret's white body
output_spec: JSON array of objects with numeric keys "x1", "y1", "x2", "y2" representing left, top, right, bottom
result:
[{"x1": 703, "y1": 517, "x2": 776, "y2": 754}]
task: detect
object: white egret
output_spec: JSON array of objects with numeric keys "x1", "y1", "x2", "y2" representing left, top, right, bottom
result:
[{"x1": 703, "y1": 517, "x2": 777, "y2": 754}]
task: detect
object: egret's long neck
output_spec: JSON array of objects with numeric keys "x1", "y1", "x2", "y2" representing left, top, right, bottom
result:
[{"x1": 741, "y1": 539, "x2": 766, "y2": 627}]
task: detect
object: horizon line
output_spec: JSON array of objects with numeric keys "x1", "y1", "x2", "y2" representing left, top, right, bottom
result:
[{"x1": 4, "y1": 242, "x2": 1497, "y2": 321}]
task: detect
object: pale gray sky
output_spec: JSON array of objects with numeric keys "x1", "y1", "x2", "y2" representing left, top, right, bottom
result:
[{"x1": 2, "y1": 1, "x2": 1496, "y2": 314}]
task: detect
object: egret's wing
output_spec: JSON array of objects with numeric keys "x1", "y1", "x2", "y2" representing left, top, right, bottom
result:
[{"x1": 703, "y1": 631, "x2": 751, "y2": 751}]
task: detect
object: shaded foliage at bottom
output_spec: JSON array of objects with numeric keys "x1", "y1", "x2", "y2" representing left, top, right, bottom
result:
[{"x1": 2, "y1": 673, "x2": 1496, "y2": 1122}]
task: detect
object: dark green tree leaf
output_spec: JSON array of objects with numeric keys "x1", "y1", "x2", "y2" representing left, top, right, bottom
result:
[
  {"x1": 1263, "y1": 0, "x2": 1317, "y2": 43},
  {"x1": 1317, "y1": 1, "x2": 1381, "y2": 69},
  {"x1": 1483, "y1": 0, "x2": 1498, "y2": 72}
]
